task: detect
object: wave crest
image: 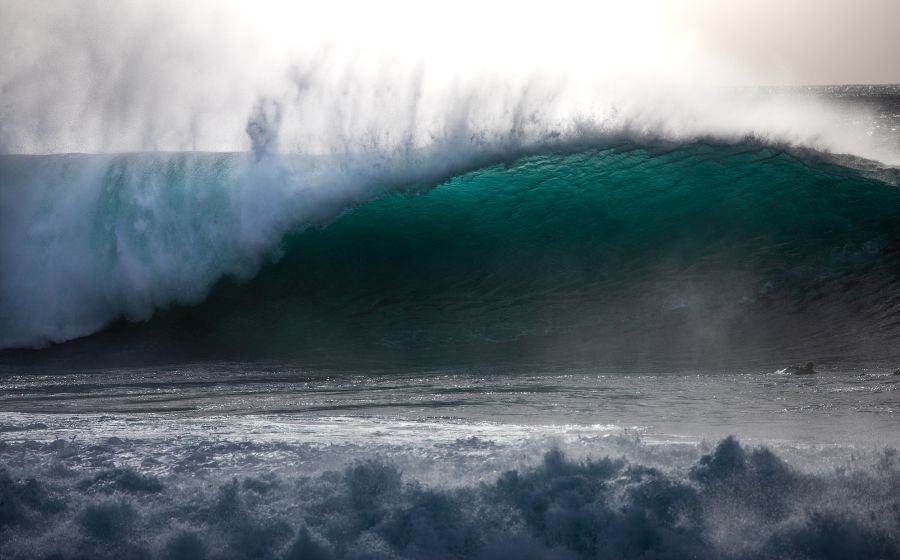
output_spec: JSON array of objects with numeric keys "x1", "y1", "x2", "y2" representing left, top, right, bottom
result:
[{"x1": 3, "y1": 142, "x2": 899, "y2": 364}]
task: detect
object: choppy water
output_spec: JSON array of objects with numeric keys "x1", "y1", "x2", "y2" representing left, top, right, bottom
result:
[
  {"x1": 2, "y1": 364, "x2": 900, "y2": 444},
  {"x1": 3, "y1": 362, "x2": 900, "y2": 559}
]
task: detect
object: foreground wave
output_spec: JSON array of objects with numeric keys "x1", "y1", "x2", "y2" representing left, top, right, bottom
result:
[
  {"x1": 2, "y1": 434, "x2": 899, "y2": 560},
  {"x1": 3, "y1": 142, "x2": 899, "y2": 365}
]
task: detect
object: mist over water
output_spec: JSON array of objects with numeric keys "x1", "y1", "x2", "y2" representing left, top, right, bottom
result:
[
  {"x1": 2, "y1": 0, "x2": 899, "y2": 160},
  {"x1": 3, "y1": 1, "x2": 900, "y2": 356},
  {"x1": 2, "y1": 3, "x2": 900, "y2": 559}
]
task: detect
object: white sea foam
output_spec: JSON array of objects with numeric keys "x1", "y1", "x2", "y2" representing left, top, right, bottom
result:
[{"x1": 1, "y1": 414, "x2": 898, "y2": 560}]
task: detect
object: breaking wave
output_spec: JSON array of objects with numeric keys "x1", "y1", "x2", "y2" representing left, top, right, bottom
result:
[
  {"x1": 2, "y1": 140, "x2": 900, "y2": 365},
  {"x1": 1, "y1": 435, "x2": 899, "y2": 559}
]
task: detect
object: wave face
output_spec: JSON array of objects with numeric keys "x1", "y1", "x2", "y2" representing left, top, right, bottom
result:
[
  {"x1": 2, "y1": 432, "x2": 900, "y2": 560},
  {"x1": 3, "y1": 142, "x2": 900, "y2": 365}
]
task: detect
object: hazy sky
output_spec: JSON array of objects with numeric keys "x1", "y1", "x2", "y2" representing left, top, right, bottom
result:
[
  {"x1": 668, "y1": 0, "x2": 900, "y2": 85},
  {"x1": 3, "y1": 0, "x2": 897, "y2": 87},
  {"x1": 2, "y1": 0, "x2": 899, "y2": 154}
]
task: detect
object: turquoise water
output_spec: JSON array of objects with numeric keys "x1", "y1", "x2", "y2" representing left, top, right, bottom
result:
[{"x1": 5, "y1": 143, "x2": 899, "y2": 366}]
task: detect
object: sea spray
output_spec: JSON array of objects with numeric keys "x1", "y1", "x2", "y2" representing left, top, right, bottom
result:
[{"x1": 1, "y1": 432, "x2": 898, "y2": 560}]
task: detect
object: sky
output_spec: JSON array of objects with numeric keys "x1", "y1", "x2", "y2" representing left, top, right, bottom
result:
[
  {"x1": 235, "y1": 0, "x2": 900, "y2": 86},
  {"x1": 667, "y1": 0, "x2": 900, "y2": 85}
]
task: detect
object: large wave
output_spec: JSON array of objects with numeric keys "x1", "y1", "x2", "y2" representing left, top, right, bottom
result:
[
  {"x1": 3, "y1": 3, "x2": 900, "y2": 360},
  {"x1": 3, "y1": 140, "x2": 899, "y2": 365}
]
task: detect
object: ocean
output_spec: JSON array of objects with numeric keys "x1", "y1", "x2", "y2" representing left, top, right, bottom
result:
[{"x1": 2, "y1": 85, "x2": 900, "y2": 559}]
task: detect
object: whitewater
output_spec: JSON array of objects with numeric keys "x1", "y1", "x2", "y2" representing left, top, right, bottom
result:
[{"x1": 3, "y1": 1, "x2": 900, "y2": 558}]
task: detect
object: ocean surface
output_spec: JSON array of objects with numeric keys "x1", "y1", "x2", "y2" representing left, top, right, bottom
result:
[{"x1": 2, "y1": 85, "x2": 900, "y2": 559}]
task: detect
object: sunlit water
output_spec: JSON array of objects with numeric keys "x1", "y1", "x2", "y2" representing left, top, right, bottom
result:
[{"x1": 3, "y1": 363, "x2": 899, "y2": 450}]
